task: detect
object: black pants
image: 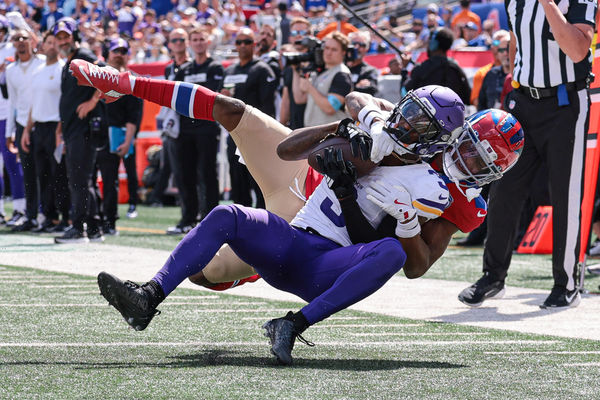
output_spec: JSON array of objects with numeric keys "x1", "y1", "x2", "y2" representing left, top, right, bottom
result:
[
  {"x1": 15, "y1": 123, "x2": 38, "y2": 220},
  {"x1": 147, "y1": 135, "x2": 173, "y2": 205},
  {"x1": 31, "y1": 121, "x2": 59, "y2": 220},
  {"x1": 123, "y1": 145, "x2": 138, "y2": 206},
  {"x1": 64, "y1": 131, "x2": 100, "y2": 232},
  {"x1": 54, "y1": 156, "x2": 70, "y2": 222},
  {"x1": 173, "y1": 129, "x2": 220, "y2": 224},
  {"x1": 483, "y1": 88, "x2": 588, "y2": 291},
  {"x1": 227, "y1": 135, "x2": 264, "y2": 208},
  {"x1": 95, "y1": 146, "x2": 120, "y2": 224}
]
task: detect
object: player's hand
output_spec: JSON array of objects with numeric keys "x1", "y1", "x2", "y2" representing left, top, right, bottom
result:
[
  {"x1": 369, "y1": 122, "x2": 395, "y2": 163},
  {"x1": 315, "y1": 147, "x2": 357, "y2": 199},
  {"x1": 365, "y1": 180, "x2": 420, "y2": 238},
  {"x1": 21, "y1": 129, "x2": 30, "y2": 154},
  {"x1": 335, "y1": 118, "x2": 372, "y2": 161}
]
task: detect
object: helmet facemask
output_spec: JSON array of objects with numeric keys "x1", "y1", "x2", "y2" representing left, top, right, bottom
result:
[
  {"x1": 383, "y1": 91, "x2": 448, "y2": 156},
  {"x1": 442, "y1": 121, "x2": 503, "y2": 192}
]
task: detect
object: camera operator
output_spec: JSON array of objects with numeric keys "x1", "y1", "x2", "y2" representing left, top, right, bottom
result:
[
  {"x1": 346, "y1": 31, "x2": 379, "y2": 96},
  {"x1": 294, "y1": 31, "x2": 353, "y2": 127},
  {"x1": 280, "y1": 17, "x2": 312, "y2": 129}
]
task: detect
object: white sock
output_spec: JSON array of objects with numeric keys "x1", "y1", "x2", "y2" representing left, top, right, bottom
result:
[{"x1": 13, "y1": 198, "x2": 25, "y2": 213}]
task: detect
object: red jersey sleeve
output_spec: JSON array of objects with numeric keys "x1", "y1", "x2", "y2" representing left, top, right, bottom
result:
[
  {"x1": 441, "y1": 181, "x2": 488, "y2": 233},
  {"x1": 304, "y1": 166, "x2": 324, "y2": 198}
]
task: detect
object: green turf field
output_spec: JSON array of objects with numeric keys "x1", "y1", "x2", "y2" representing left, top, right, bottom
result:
[
  {"x1": 1, "y1": 264, "x2": 599, "y2": 399},
  {"x1": 2, "y1": 204, "x2": 600, "y2": 398}
]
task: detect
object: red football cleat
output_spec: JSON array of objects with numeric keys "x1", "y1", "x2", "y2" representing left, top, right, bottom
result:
[
  {"x1": 207, "y1": 274, "x2": 261, "y2": 291},
  {"x1": 69, "y1": 59, "x2": 133, "y2": 100}
]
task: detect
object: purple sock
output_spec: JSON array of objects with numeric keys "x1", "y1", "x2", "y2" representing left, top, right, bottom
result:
[{"x1": 151, "y1": 205, "x2": 238, "y2": 296}]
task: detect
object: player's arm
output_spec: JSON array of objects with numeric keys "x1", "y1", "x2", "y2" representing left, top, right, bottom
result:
[
  {"x1": 277, "y1": 120, "x2": 340, "y2": 161},
  {"x1": 345, "y1": 91, "x2": 395, "y2": 121}
]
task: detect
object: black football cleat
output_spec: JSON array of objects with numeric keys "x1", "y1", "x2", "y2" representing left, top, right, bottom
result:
[
  {"x1": 262, "y1": 312, "x2": 314, "y2": 365},
  {"x1": 97, "y1": 272, "x2": 161, "y2": 331},
  {"x1": 458, "y1": 273, "x2": 505, "y2": 307}
]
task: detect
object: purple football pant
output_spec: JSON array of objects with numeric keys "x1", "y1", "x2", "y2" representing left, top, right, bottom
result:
[
  {"x1": 0, "y1": 119, "x2": 25, "y2": 201},
  {"x1": 152, "y1": 205, "x2": 406, "y2": 325}
]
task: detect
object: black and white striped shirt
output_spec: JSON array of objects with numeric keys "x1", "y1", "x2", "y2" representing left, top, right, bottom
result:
[{"x1": 506, "y1": 0, "x2": 597, "y2": 88}]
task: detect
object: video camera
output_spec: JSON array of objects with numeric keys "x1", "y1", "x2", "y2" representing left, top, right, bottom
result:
[
  {"x1": 283, "y1": 37, "x2": 358, "y2": 74},
  {"x1": 282, "y1": 37, "x2": 324, "y2": 73}
]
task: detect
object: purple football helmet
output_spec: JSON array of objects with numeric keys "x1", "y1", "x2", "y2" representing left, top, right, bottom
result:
[{"x1": 384, "y1": 85, "x2": 465, "y2": 155}]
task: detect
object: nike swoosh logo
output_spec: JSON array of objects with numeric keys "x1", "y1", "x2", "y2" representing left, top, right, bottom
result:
[
  {"x1": 565, "y1": 291, "x2": 577, "y2": 304},
  {"x1": 477, "y1": 211, "x2": 487, "y2": 217},
  {"x1": 439, "y1": 195, "x2": 448, "y2": 201},
  {"x1": 394, "y1": 200, "x2": 408, "y2": 205},
  {"x1": 266, "y1": 76, "x2": 276, "y2": 82}
]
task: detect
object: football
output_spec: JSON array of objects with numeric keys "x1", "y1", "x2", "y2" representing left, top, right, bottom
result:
[{"x1": 307, "y1": 136, "x2": 377, "y2": 177}]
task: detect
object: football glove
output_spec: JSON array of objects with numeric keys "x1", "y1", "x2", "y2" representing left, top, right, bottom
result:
[
  {"x1": 369, "y1": 122, "x2": 396, "y2": 163},
  {"x1": 335, "y1": 118, "x2": 373, "y2": 161},
  {"x1": 365, "y1": 180, "x2": 421, "y2": 238},
  {"x1": 315, "y1": 147, "x2": 357, "y2": 199}
]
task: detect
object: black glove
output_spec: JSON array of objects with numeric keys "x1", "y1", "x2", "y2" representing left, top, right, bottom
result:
[
  {"x1": 315, "y1": 147, "x2": 357, "y2": 199},
  {"x1": 335, "y1": 118, "x2": 373, "y2": 161}
]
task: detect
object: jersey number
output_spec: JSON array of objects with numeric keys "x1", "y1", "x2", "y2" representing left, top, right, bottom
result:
[{"x1": 320, "y1": 198, "x2": 345, "y2": 228}]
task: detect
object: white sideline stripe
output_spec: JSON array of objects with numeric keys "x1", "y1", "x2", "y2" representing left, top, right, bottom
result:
[
  {"x1": 241, "y1": 316, "x2": 367, "y2": 321},
  {"x1": 0, "y1": 303, "x2": 271, "y2": 308},
  {"x1": 67, "y1": 291, "x2": 103, "y2": 295},
  {"x1": 165, "y1": 301, "x2": 268, "y2": 306},
  {"x1": 28, "y1": 284, "x2": 97, "y2": 288},
  {"x1": 563, "y1": 362, "x2": 600, "y2": 367},
  {"x1": 168, "y1": 295, "x2": 220, "y2": 300},
  {"x1": 311, "y1": 323, "x2": 424, "y2": 328},
  {"x1": 7, "y1": 280, "x2": 88, "y2": 284},
  {"x1": 485, "y1": 351, "x2": 600, "y2": 355},
  {"x1": 351, "y1": 332, "x2": 489, "y2": 337},
  {"x1": 0, "y1": 340, "x2": 559, "y2": 348}
]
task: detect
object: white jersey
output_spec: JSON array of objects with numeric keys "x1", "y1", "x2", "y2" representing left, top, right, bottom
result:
[
  {"x1": 291, "y1": 163, "x2": 450, "y2": 247},
  {"x1": 30, "y1": 59, "x2": 64, "y2": 123},
  {"x1": 0, "y1": 42, "x2": 15, "y2": 120}
]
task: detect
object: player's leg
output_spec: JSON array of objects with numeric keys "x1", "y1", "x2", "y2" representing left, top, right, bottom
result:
[
  {"x1": 97, "y1": 205, "x2": 306, "y2": 330},
  {"x1": 69, "y1": 59, "x2": 245, "y2": 132},
  {"x1": 262, "y1": 237, "x2": 407, "y2": 365},
  {"x1": 70, "y1": 60, "x2": 310, "y2": 287},
  {"x1": 70, "y1": 59, "x2": 309, "y2": 213}
]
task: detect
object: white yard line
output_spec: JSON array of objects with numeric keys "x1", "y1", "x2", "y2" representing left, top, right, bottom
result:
[
  {"x1": 485, "y1": 351, "x2": 600, "y2": 355},
  {"x1": 0, "y1": 340, "x2": 559, "y2": 348}
]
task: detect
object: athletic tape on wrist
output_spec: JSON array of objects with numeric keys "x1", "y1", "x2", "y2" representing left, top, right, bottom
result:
[
  {"x1": 357, "y1": 104, "x2": 385, "y2": 130},
  {"x1": 395, "y1": 217, "x2": 421, "y2": 239}
]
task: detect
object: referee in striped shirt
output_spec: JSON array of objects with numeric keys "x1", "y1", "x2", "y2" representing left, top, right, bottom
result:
[{"x1": 458, "y1": 0, "x2": 597, "y2": 309}]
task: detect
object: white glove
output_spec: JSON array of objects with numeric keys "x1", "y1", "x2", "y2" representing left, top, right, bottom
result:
[
  {"x1": 369, "y1": 122, "x2": 396, "y2": 163},
  {"x1": 365, "y1": 180, "x2": 421, "y2": 238}
]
